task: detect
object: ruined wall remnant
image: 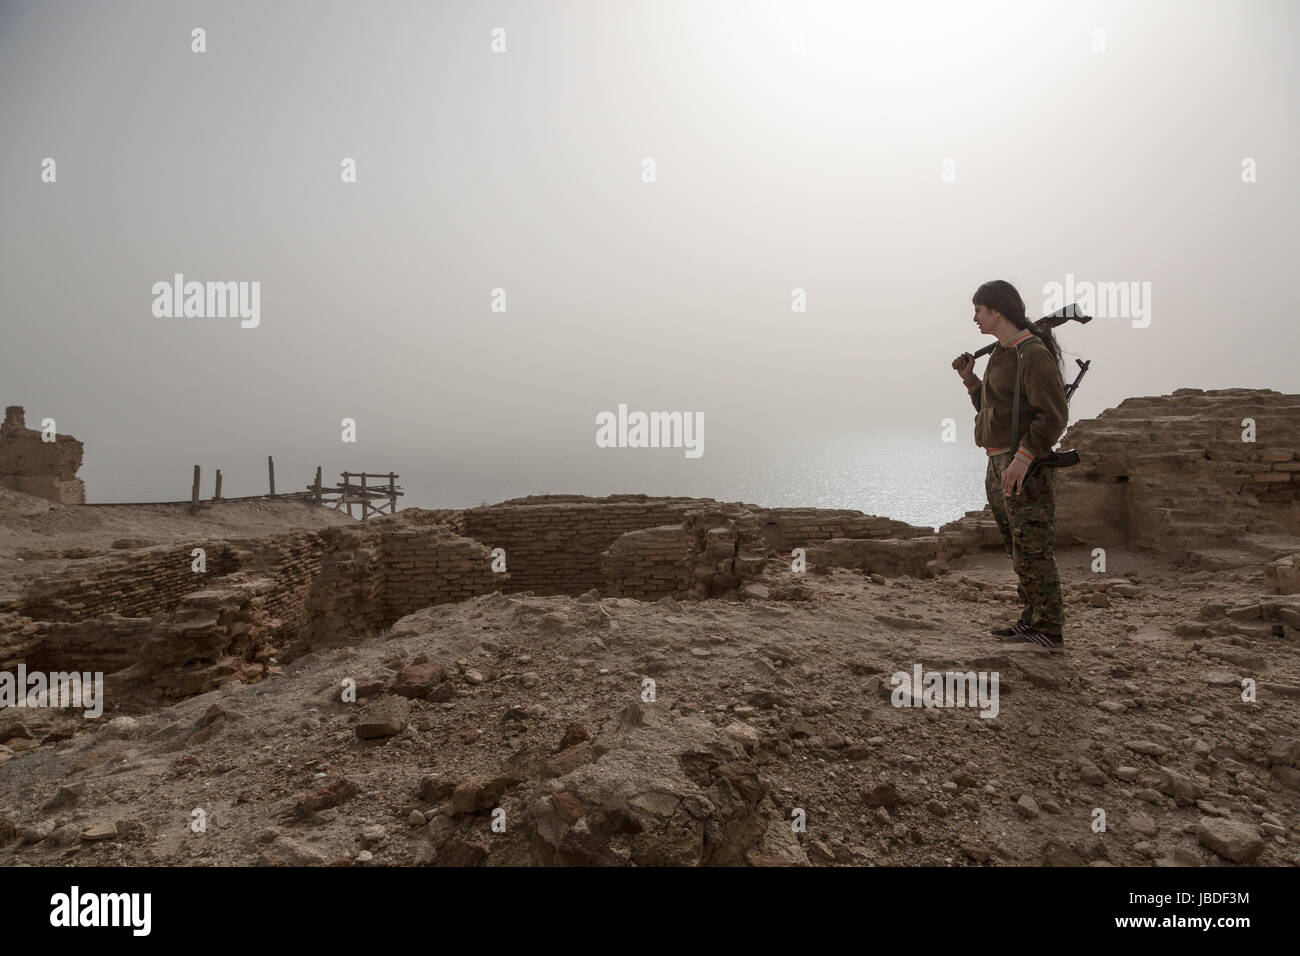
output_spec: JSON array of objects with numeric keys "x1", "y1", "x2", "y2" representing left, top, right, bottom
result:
[
  {"x1": 924, "y1": 389, "x2": 1300, "y2": 580},
  {"x1": 5, "y1": 575, "x2": 305, "y2": 701},
  {"x1": 682, "y1": 504, "x2": 769, "y2": 597},
  {"x1": 0, "y1": 405, "x2": 85, "y2": 504},
  {"x1": 11, "y1": 530, "x2": 327, "y2": 625},
  {"x1": 298, "y1": 495, "x2": 939, "y2": 622},
  {"x1": 384, "y1": 524, "x2": 504, "y2": 617},
  {"x1": 936, "y1": 510, "x2": 1005, "y2": 562},
  {"x1": 118, "y1": 578, "x2": 289, "y2": 698},
  {"x1": 805, "y1": 535, "x2": 941, "y2": 578},
  {"x1": 461, "y1": 495, "x2": 729, "y2": 595},
  {"x1": 752, "y1": 507, "x2": 934, "y2": 553},
  {"x1": 300, "y1": 518, "x2": 506, "y2": 649},
  {"x1": 600, "y1": 525, "x2": 692, "y2": 600},
  {"x1": 300, "y1": 523, "x2": 383, "y2": 647},
  {"x1": 2, "y1": 528, "x2": 335, "y2": 699},
  {"x1": 229, "y1": 531, "x2": 335, "y2": 635},
  {"x1": 600, "y1": 505, "x2": 771, "y2": 600},
  {"x1": 1054, "y1": 389, "x2": 1300, "y2": 561},
  {"x1": 16, "y1": 543, "x2": 240, "y2": 621}
]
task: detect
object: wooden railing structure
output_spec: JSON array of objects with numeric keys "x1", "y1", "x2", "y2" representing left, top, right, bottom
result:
[
  {"x1": 85, "y1": 457, "x2": 400, "y2": 521},
  {"x1": 309, "y1": 468, "x2": 403, "y2": 520}
]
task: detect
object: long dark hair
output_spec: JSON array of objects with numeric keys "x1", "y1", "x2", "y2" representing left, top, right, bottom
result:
[{"x1": 972, "y1": 280, "x2": 1063, "y2": 372}]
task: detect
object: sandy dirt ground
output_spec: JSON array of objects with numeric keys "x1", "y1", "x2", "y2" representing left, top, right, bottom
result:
[
  {"x1": 0, "y1": 489, "x2": 354, "y2": 591},
  {"x1": 2, "y1": 539, "x2": 1296, "y2": 867}
]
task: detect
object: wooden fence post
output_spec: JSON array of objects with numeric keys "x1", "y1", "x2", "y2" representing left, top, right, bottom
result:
[
  {"x1": 314, "y1": 466, "x2": 322, "y2": 504},
  {"x1": 388, "y1": 472, "x2": 397, "y2": 515},
  {"x1": 191, "y1": 465, "x2": 200, "y2": 513},
  {"x1": 214, "y1": 469, "x2": 222, "y2": 501},
  {"x1": 267, "y1": 456, "x2": 275, "y2": 497}
]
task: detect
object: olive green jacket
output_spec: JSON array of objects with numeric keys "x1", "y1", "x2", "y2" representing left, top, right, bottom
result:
[{"x1": 967, "y1": 329, "x2": 1069, "y2": 466}]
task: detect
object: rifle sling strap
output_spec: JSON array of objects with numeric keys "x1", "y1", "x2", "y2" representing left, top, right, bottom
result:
[{"x1": 1011, "y1": 342, "x2": 1023, "y2": 461}]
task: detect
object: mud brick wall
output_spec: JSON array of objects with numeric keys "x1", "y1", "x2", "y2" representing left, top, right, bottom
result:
[
  {"x1": 134, "y1": 580, "x2": 285, "y2": 699},
  {"x1": 682, "y1": 505, "x2": 769, "y2": 597},
  {"x1": 301, "y1": 518, "x2": 506, "y2": 647},
  {"x1": 0, "y1": 405, "x2": 86, "y2": 504},
  {"x1": 600, "y1": 507, "x2": 772, "y2": 601},
  {"x1": 229, "y1": 531, "x2": 331, "y2": 635},
  {"x1": 462, "y1": 495, "x2": 728, "y2": 595},
  {"x1": 16, "y1": 543, "x2": 240, "y2": 621},
  {"x1": 394, "y1": 508, "x2": 468, "y2": 534},
  {"x1": 1057, "y1": 388, "x2": 1300, "y2": 551},
  {"x1": 381, "y1": 525, "x2": 503, "y2": 618},
  {"x1": 602, "y1": 525, "x2": 693, "y2": 600},
  {"x1": 6, "y1": 580, "x2": 288, "y2": 700},
  {"x1": 12, "y1": 528, "x2": 333, "y2": 626},
  {"x1": 805, "y1": 535, "x2": 941, "y2": 577},
  {"x1": 936, "y1": 510, "x2": 1006, "y2": 559},
  {"x1": 15, "y1": 615, "x2": 155, "y2": 675},
  {"x1": 752, "y1": 507, "x2": 937, "y2": 553},
  {"x1": 301, "y1": 525, "x2": 386, "y2": 646}
]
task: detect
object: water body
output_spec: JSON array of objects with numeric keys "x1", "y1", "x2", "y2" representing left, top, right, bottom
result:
[{"x1": 394, "y1": 436, "x2": 991, "y2": 531}]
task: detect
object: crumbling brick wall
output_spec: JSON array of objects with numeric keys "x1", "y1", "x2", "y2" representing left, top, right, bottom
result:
[
  {"x1": 16, "y1": 543, "x2": 241, "y2": 621},
  {"x1": 752, "y1": 507, "x2": 935, "y2": 553},
  {"x1": 299, "y1": 524, "x2": 384, "y2": 646},
  {"x1": 300, "y1": 517, "x2": 506, "y2": 648},
  {"x1": 682, "y1": 505, "x2": 768, "y2": 597},
  {"x1": 0, "y1": 405, "x2": 86, "y2": 504},
  {"x1": 1, "y1": 612, "x2": 153, "y2": 676},
  {"x1": 382, "y1": 524, "x2": 503, "y2": 617},
  {"x1": 601, "y1": 525, "x2": 693, "y2": 600},
  {"x1": 12, "y1": 529, "x2": 331, "y2": 625},
  {"x1": 601, "y1": 507, "x2": 773, "y2": 601},
  {"x1": 6, "y1": 579, "x2": 299, "y2": 701},
  {"x1": 228, "y1": 531, "x2": 332, "y2": 635},
  {"x1": 462, "y1": 494, "x2": 729, "y2": 595},
  {"x1": 6, "y1": 528, "x2": 335, "y2": 698},
  {"x1": 1056, "y1": 388, "x2": 1300, "y2": 553},
  {"x1": 804, "y1": 535, "x2": 941, "y2": 578}
]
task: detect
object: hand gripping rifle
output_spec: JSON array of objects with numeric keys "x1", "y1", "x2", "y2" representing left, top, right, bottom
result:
[{"x1": 970, "y1": 304, "x2": 1093, "y2": 483}]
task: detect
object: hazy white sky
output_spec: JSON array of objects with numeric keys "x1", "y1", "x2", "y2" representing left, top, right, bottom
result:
[{"x1": 2, "y1": 0, "x2": 1297, "y2": 510}]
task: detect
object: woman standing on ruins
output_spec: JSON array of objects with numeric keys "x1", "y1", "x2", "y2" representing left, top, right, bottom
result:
[{"x1": 951, "y1": 280, "x2": 1070, "y2": 648}]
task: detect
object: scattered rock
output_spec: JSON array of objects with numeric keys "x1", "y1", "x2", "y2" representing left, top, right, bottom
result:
[
  {"x1": 1158, "y1": 768, "x2": 1204, "y2": 806},
  {"x1": 1078, "y1": 759, "x2": 1108, "y2": 786},
  {"x1": 291, "y1": 777, "x2": 360, "y2": 820},
  {"x1": 1124, "y1": 740, "x2": 1168, "y2": 758},
  {"x1": 1128, "y1": 811, "x2": 1158, "y2": 838},
  {"x1": 559, "y1": 723, "x2": 591, "y2": 750},
  {"x1": 355, "y1": 696, "x2": 410, "y2": 739},
  {"x1": 81, "y1": 821, "x2": 118, "y2": 841},
  {"x1": 1014, "y1": 795, "x2": 1040, "y2": 819},
  {"x1": 42, "y1": 783, "x2": 87, "y2": 810},
  {"x1": 258, "y1": 836, "x2": 328, "y2": 866},
  {"x1": 1196, "y1": 817, "x2": 1265, "y2": 863},
  {"x1": 450, "y1": 775, "x2": 517, "y2": 816},
  {"x1": 393, "y1": 662, "x2": 446, "y2": 698},
  {"x1": 862, "y1": 783, "x2": 904, "y2": 809}
]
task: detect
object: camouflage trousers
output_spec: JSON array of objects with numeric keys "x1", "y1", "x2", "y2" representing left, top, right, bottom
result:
[{"x1": 985, "y1": 451, "x2": 1064, "y2": 635}]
